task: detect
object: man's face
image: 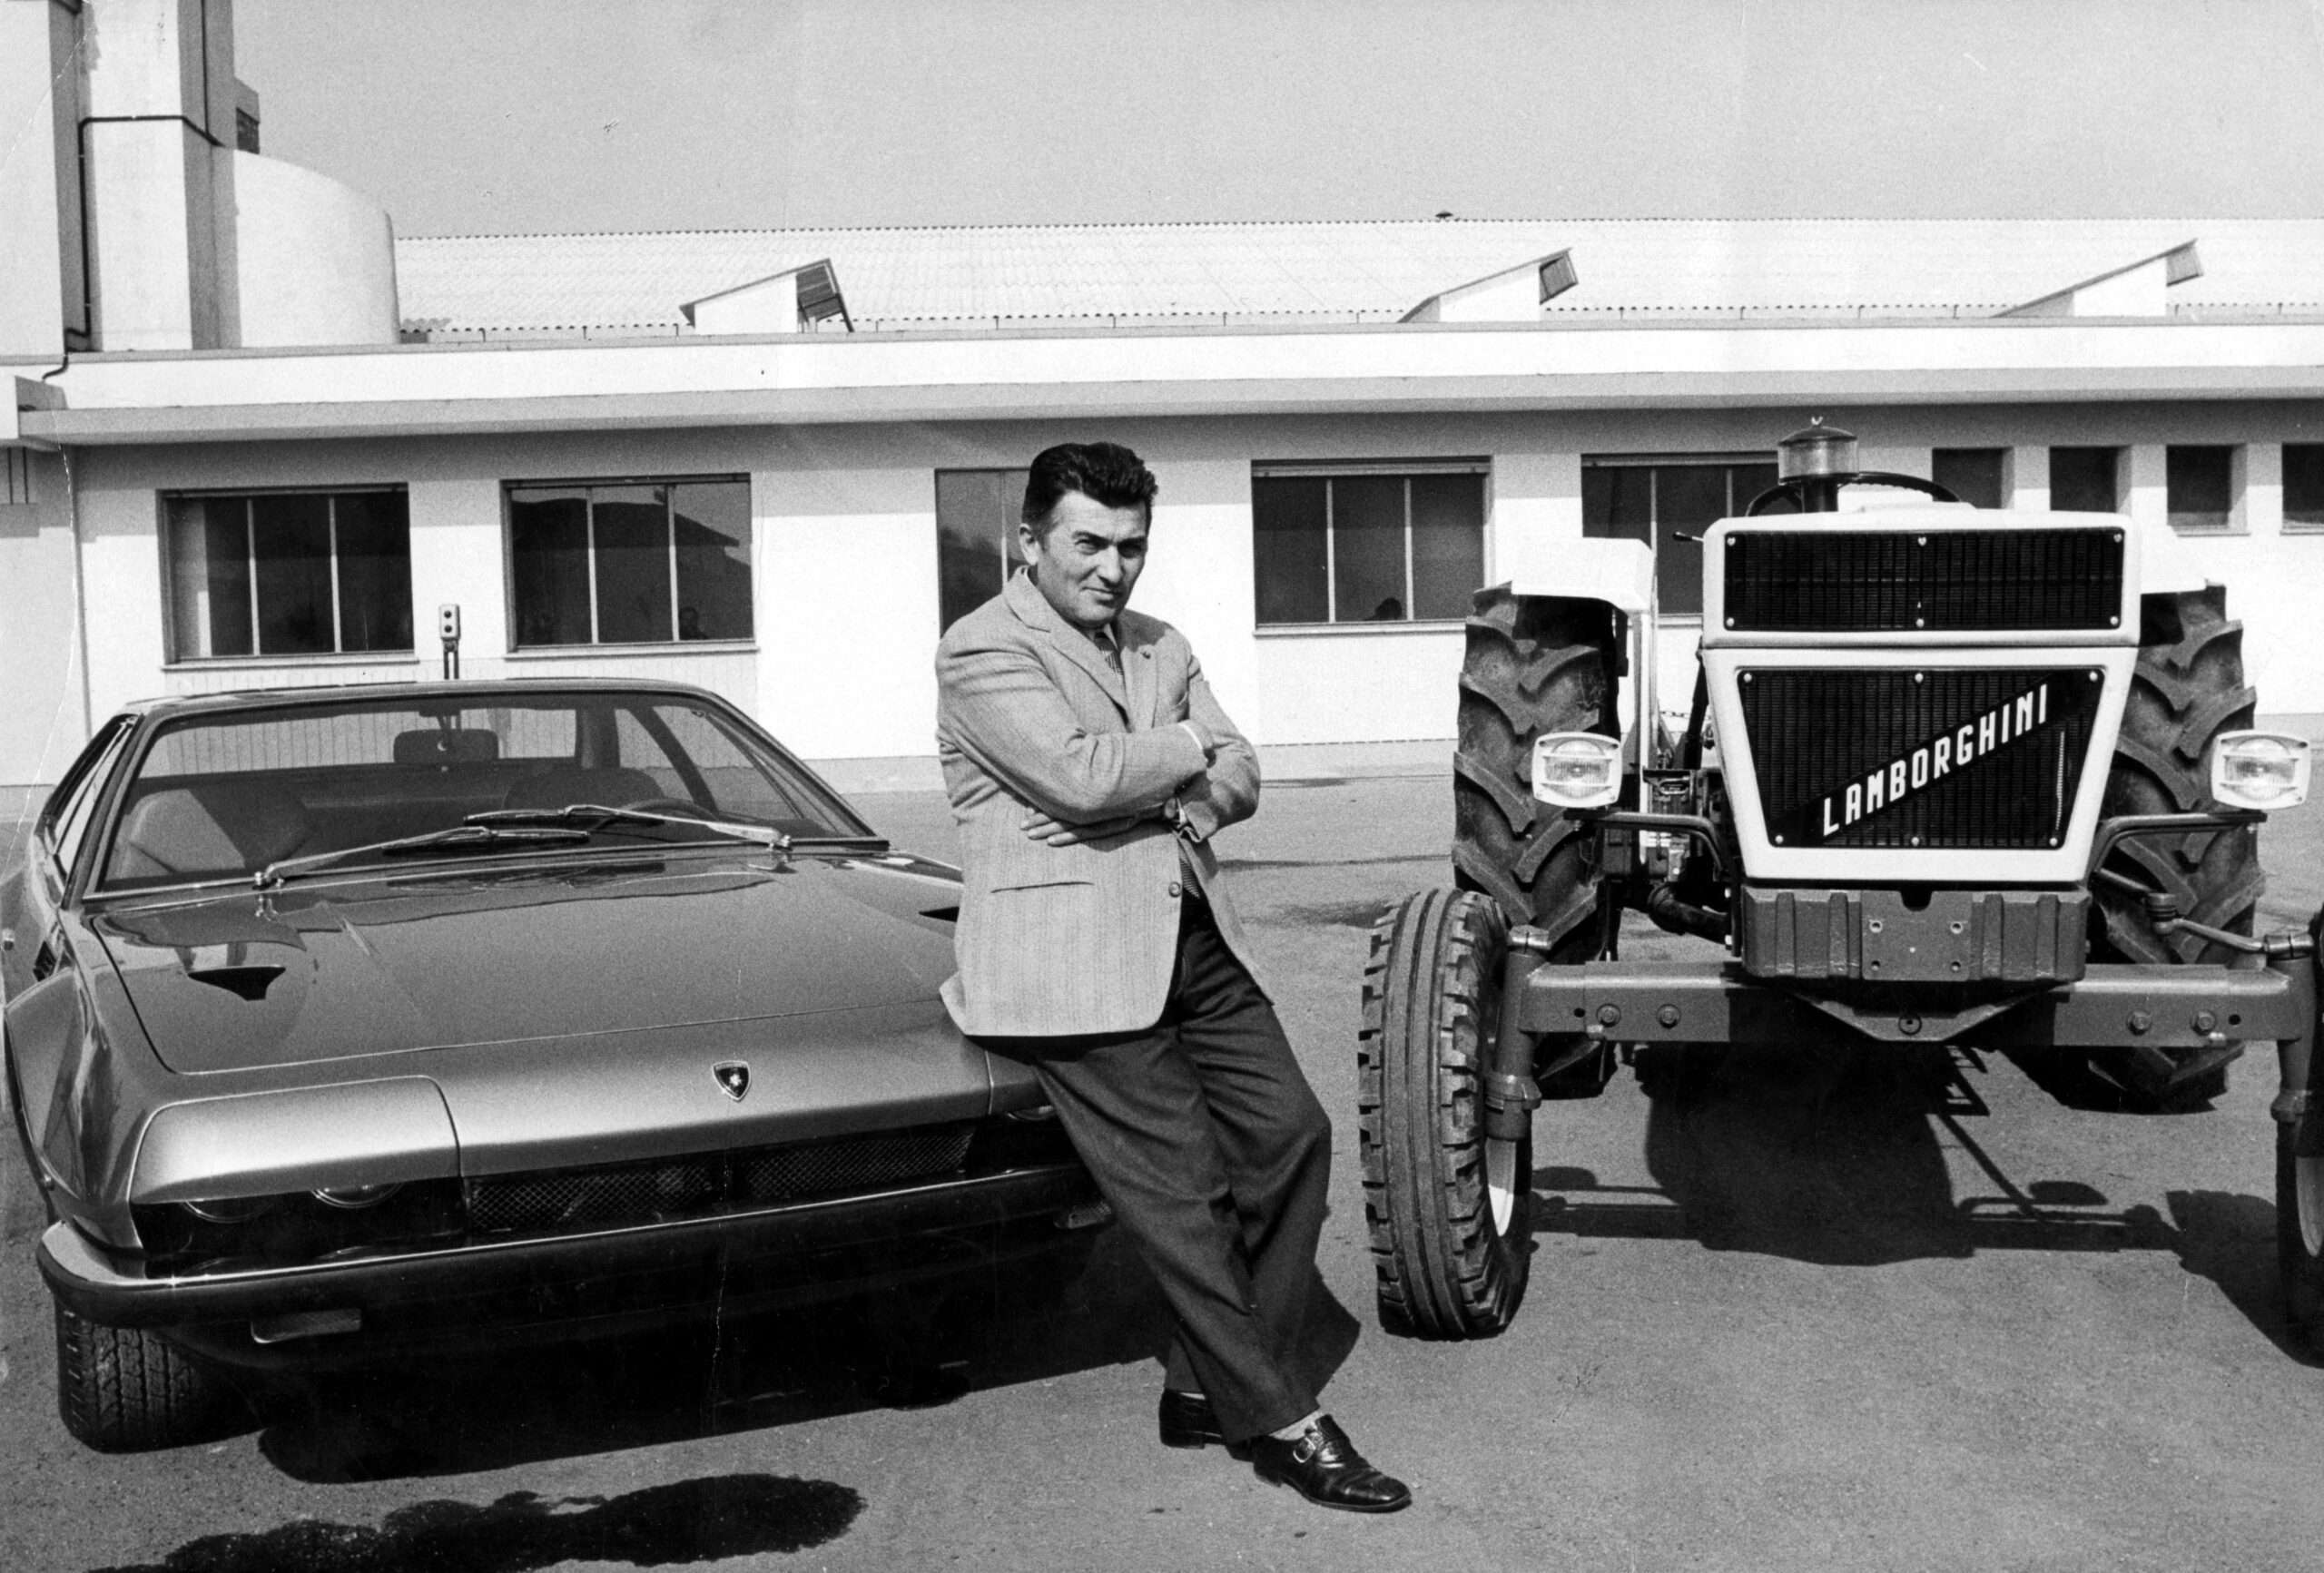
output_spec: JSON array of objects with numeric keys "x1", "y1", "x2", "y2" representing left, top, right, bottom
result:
[{"x1": 1019, "y1": 490, "x2": 1149, "y2": 632}]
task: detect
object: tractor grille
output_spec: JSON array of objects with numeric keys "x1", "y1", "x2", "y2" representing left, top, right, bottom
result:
[
  {"x1": 467, "y1": 1124, "x2": 978, "y2": 1237},
  {"x1": 1722, "y1": 527, "x2": 2124, "y2": 633},
  {"x1": 1739, "y1": 666, "x2": 2106, "y2": 850}
]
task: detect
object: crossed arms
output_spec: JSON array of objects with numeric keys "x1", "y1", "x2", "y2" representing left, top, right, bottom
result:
[{"x1": 936, "y1": 634, "x2": 1259, "y2": 847}]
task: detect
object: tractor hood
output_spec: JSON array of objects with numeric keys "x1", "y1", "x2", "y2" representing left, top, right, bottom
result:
[{"x1": 93, "y1": 852, "x2": 967, "y2": 1075}]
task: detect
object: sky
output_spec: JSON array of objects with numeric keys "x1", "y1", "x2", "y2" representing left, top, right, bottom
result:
[{"x1": 235, "y1": 0, "x2": 2324, "y2": 237}]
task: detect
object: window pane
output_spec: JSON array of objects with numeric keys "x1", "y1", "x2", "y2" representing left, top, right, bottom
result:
[
  {"x1": 509, "y1": 490, "x2": 592, "y2": 646},
  {"x1": 593, "y1": 487, "x2": 674, "y2": 644},
  {"x1": 2167, "y1": 446, "x2": 2233, "y2": 532},
  {"x1": 1582, "y1": 466, "x2": 1652, "y2": 543},
  {"x1": 2050, "y1": 447, "x2": 2120, "y2": 513},
  {"x1": 1409, "y1": 472, "x2": 1485, "y2": 619},
  {"x1": 1252, "y1": 475, "x2": 1328, "y2": 624},
  {"x1": 671, "y1": 480, "x2": 753, "y2": 640},
  {"x1": 2286, "y1": 444, "x2": 2324, "y2": 529},
  {"x1": 1332, "y1": 475, "x2": 1406, "y2": 622},
  {"x1": 937, "y1": 469, "x2": 1019, "y2": 633},
  {"x1": 333, "y1": 492, "x2": 413, "y2": 652},
  {"x1": 166, "y1": 496, "x2": 253, "y2": 659},
  {"x1": 250, "y1": 494, "x2": 333, "y2": 655},
  {"x1": 1933, "y1": 447, "x2": 2006, "y2": 509},
  {"x1": 1652, "y1": 466, "x2": 1728, "y2": 617},
  {"x1": 1736, "y1": 462, "x2": 1795, "y2": 516}
]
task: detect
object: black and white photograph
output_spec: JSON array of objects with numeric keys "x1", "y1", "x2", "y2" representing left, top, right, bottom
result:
[{"x1": 7, "y1": 2, "x2": 2324, "y2": 1568}]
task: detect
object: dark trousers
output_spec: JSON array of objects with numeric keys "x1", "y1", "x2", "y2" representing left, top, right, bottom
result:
[{"x1": 980, "y1": 897, "x2": 1331, "y2": 1442}]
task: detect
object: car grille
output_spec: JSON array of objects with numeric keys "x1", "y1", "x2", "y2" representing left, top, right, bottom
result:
[
  {"x1": 1722, "y1": 527, "x2": 2124, "y2": 633},
  {"x1": 1739, "y1": 666, "x2": 2106, "y2": 850},
  {"x1": 468, "y1": 1124, "x2": 980, "y2": 1237}
]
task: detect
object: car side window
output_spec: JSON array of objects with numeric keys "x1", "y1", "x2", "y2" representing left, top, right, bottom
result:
[{"x1": 45, "y1": 720, "x2": 135, "y2": 879}]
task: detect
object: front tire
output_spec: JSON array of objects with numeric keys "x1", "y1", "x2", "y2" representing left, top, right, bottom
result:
[
  {"x1": 2089, "y1": 585, "x2": 2262, "y2": 1109},
  {"x1": 2277, "y1": 1121, "x2": 2324, "y2": 1342},
  {"x1": 1358, "y1": 889, "x2": 1530, "y2": 1338},
  {"x1": 54, "y1": 1301, "x2": 244, "y2": 1451}
]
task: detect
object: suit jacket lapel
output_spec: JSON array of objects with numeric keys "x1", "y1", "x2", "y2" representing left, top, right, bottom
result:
[{"x1": 1005, "y1": 570, "x2": 1130, "y2": 717}]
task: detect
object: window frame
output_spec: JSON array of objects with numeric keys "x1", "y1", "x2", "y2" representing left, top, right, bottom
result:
[
  {"x1": 1581, "y1": 453, "x2": 1781, "y2": 622},
  {"x1": 1249, "y1": 458, "x2": 1490, "y2": 630},
  {"x1": 160, "y1": 485, "x2": 415, "y2": 664},
  {"x1": 2283, "y1": 443, "x2": 2324, "y2": 535},
  {"x1": 2165, "y1": 444, "x2": 2239, "y2": 535},
  {"x1": 933, "y1": 466, "x2": 1033, "y2": 634},
  {"x1": 501, "y1": 474, "x2": 756, "y2": 651}
]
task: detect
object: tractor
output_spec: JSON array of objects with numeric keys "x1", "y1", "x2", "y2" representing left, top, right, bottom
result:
[{"x1": 1361, "y1": 422, "x2": 2324, "y2": 1341}]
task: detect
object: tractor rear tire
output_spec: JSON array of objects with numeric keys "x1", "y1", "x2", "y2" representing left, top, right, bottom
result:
[
  {"x1": 2276, "y1": 1120, "x2": 2324, "y2": 1343},
  {"x1": 1452, "y1": 585, "x2": 1622, "y2": 1098},
  {"x1": 54, "y1": 1300, "x2": 245, "y2": 1451},
  {"x1": 1359, "y1": 889, "x2": 1529, "y2": 1339},
  {"x1": 2088, "y1": 584, "x2": 2262, "y2": 1109}
]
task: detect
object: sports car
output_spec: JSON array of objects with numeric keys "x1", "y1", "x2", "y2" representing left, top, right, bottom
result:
[{"x1": 1, "y1": 679, "x2": 1101, "y2": 1450}]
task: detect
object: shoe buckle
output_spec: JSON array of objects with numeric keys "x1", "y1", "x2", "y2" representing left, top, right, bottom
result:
[{"x1": 1291, "y1": 1432, "x2": 1321, "y2": 1463}]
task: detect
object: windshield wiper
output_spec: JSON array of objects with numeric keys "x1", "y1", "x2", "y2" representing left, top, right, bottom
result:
[
  {"x1": 465, "y1": 803, "x2": 794, "y2": 853},
  {"x1": 255, "y1": 825, "x2": 594, "y2": 889}
]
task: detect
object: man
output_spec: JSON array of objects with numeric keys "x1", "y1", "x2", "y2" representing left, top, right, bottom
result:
[{"x1": 935, "y1": 442, "x2": 1410, "y2": 1514}]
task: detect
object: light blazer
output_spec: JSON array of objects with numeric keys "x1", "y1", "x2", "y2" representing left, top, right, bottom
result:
[{"x1": 935, "y1": 570, "x2": 1270, "y2": 1038}]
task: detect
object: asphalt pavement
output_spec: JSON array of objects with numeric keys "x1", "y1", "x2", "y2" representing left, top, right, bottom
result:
[{"x1": 5, "y1": 772, "x2": 2324, "y2": 1572}]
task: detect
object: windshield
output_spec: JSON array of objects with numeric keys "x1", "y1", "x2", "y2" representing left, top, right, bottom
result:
[{"x1": 95, "y1": 691, "x2": 872, "y2": 892}]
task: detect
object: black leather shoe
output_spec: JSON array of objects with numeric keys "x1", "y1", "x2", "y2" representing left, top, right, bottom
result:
[
  {"x1": 1247, "y1": 1415, "x2": 1411, "y2": 1513},
  {"x1": 1157, "y1": 1389, "x2": 1226, "y2": 1450}
]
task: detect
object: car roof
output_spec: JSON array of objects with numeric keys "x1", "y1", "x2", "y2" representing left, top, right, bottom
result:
[{"x1": 114, "y1": 676, "x2": 725, "y2": 723}]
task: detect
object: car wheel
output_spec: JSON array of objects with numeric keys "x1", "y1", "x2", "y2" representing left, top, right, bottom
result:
[
  {"x1": 1360, "y1": 888, "x2": 1530, "y2": 1339},
  {"x1": 2278, "y1": 1120, "x2": 2324, "y2": 1342},
  {"x1": 1452, "y1": 585, "x2": 1622, "y2": 1098},
  {"x1": 2087, "y1": 585, "x2": 2262, "y2": 1111},
  {"x1": 54, "y1": 1300, "x2": 246, "y2": 1451}
]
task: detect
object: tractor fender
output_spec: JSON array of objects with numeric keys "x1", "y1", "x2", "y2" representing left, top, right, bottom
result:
[{"x1": 1502, "y1": 536, "x2": 1655, "y2": 614}]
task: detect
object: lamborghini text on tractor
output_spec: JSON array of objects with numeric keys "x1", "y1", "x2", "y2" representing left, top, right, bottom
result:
[{"x1": 1362, "y1": 422, "x2": 2324, "y2": 1342}]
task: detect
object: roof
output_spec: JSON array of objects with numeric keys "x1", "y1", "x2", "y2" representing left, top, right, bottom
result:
[{"x1": 392, "y1": 218, "x2": 2324, "y2": 339}]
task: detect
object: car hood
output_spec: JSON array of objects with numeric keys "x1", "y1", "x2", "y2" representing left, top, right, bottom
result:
[{"x1": 94, "y1": 851, "x2": 967, "y2": 1076}]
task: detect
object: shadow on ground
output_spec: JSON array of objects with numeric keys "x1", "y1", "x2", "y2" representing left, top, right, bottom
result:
[
  {"x1": 238, "y1": 1230, "x2": 1361, "y2": 1485},
  {"x1": 1530, "y1": 1043, "x2": 2319, "y2": 1364},
  {"x1": 86, "y1": 1473, "x2": 862, "y2": 1572}
]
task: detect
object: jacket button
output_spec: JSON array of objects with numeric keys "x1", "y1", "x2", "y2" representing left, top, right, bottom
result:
[{"x1": 1167, "y1": 880, "x2": 1183, "y2": 898}]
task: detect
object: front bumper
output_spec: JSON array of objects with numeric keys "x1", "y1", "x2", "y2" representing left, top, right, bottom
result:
[
  {"x1": 1515, "y1": 960, "x2": 2312, "y2": 1049},
  {"x1": 40, "y1": 1163, "x2": 1097, "y2": 1361}
]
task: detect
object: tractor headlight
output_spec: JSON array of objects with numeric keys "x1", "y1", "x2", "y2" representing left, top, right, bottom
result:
[
  {"x1": 2212, "y1": 731, "x2": 2310, "y2": 810},
  {"x1": 1531, "y1": 732, "x2": 1622, "y2": 809}
]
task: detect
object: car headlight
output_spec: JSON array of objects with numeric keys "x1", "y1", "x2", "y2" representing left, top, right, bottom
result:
[
  {"x1": 312, "y1": 1182, "x2": 404, "y2": 1210},
  {"x1": 180, "y1": 1194, "x2": 281, "y2": 1224},
  {"x1": 2212, "y1": 731, "x2": 2310, "y2": 810},
  {"x1": 1531, "y1": 732, "x2": 1622, "y2": 809}
]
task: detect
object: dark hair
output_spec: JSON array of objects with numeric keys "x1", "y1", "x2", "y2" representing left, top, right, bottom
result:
[{"x1": 1020, "y1": 442, "x2": 1158, "y2": 534}]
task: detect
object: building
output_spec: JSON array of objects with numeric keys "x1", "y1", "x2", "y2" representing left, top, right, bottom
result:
[{"x1": 8, "y1": 0, "x2": 2324, "y2": 810}]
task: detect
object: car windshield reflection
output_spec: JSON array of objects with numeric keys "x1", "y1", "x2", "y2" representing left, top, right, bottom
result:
[{"x1": 94, "y1": 690, "x2": 873, "y2": 892}]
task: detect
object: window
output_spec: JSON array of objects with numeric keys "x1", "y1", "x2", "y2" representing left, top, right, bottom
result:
[
  {"x1": 507, "y1": 478, "x2": 752, "y2": 647},
  {"x1": 44, "y1": 718, "x2": 134, "y2": 879},
  {"x1": 164, "y1": 489, "x2": 413, "y2": 661},
  {"x1": 936, "y1": 468, "x2": 1029, "y2": 632},
  {"x1": 1250, "y1": 463, "x2": 1486, "y2": 625},
  {"x1": 2167, "y1": 446, "x2": 2235, "y2": 532},
  {"x1": 2285, "y1": 444, "x2": 2324, "y2": 532},
  {"x1": 1932, "y1": 448, "x2": 2006, "y2": 509},
  {"x1": 2049, "y1": 447, "x2": 2121, "y2": 514},
  {"x1": 1582, "y1": 457, "x2": 1783, "y2": 617}
]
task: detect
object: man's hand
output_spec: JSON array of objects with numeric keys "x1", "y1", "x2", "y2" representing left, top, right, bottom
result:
[{"x1": 1020, "y1": 807, "x2": 1148, "y2": 846}]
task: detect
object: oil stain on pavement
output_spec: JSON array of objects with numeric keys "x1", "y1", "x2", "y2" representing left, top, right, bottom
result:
[{"x1": 85, "y1": 1473, "x2": 861, "y2": 1572}]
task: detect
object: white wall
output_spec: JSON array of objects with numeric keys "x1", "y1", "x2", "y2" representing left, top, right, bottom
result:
[
  {"x1": 227, "y1": 152, "x2": 399, "y2": 349},
  {"x1": 14, "y1": 397, "x2": 2324, "y2": 791}
]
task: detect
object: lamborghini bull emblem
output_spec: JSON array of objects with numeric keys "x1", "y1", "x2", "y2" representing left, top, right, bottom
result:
[
  {"x1": 713, "y1": 1060, "x2": 752, "y2": 1102},
  {"x1": 1817, "y1": 681, "x2": 2052, "y2": 840}
]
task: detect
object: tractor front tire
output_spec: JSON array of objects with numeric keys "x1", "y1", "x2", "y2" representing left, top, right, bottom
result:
[
  {"x1": 54, "y1": 1300, "x2": 245, "y2": 1451},
  {"x1": 1359, "y1": 888, "x2": 1530, "y2": 1339},
  {"x1": 2277, "y1": 1121, "x2": 2324, "y2": 1343},
  {"x1": 1452, "y1": 585, "x2": 1622, "y2": 1098},
  {"x1": 2088, "y1": 584, "x2": 2263, "y2": 1109}
]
